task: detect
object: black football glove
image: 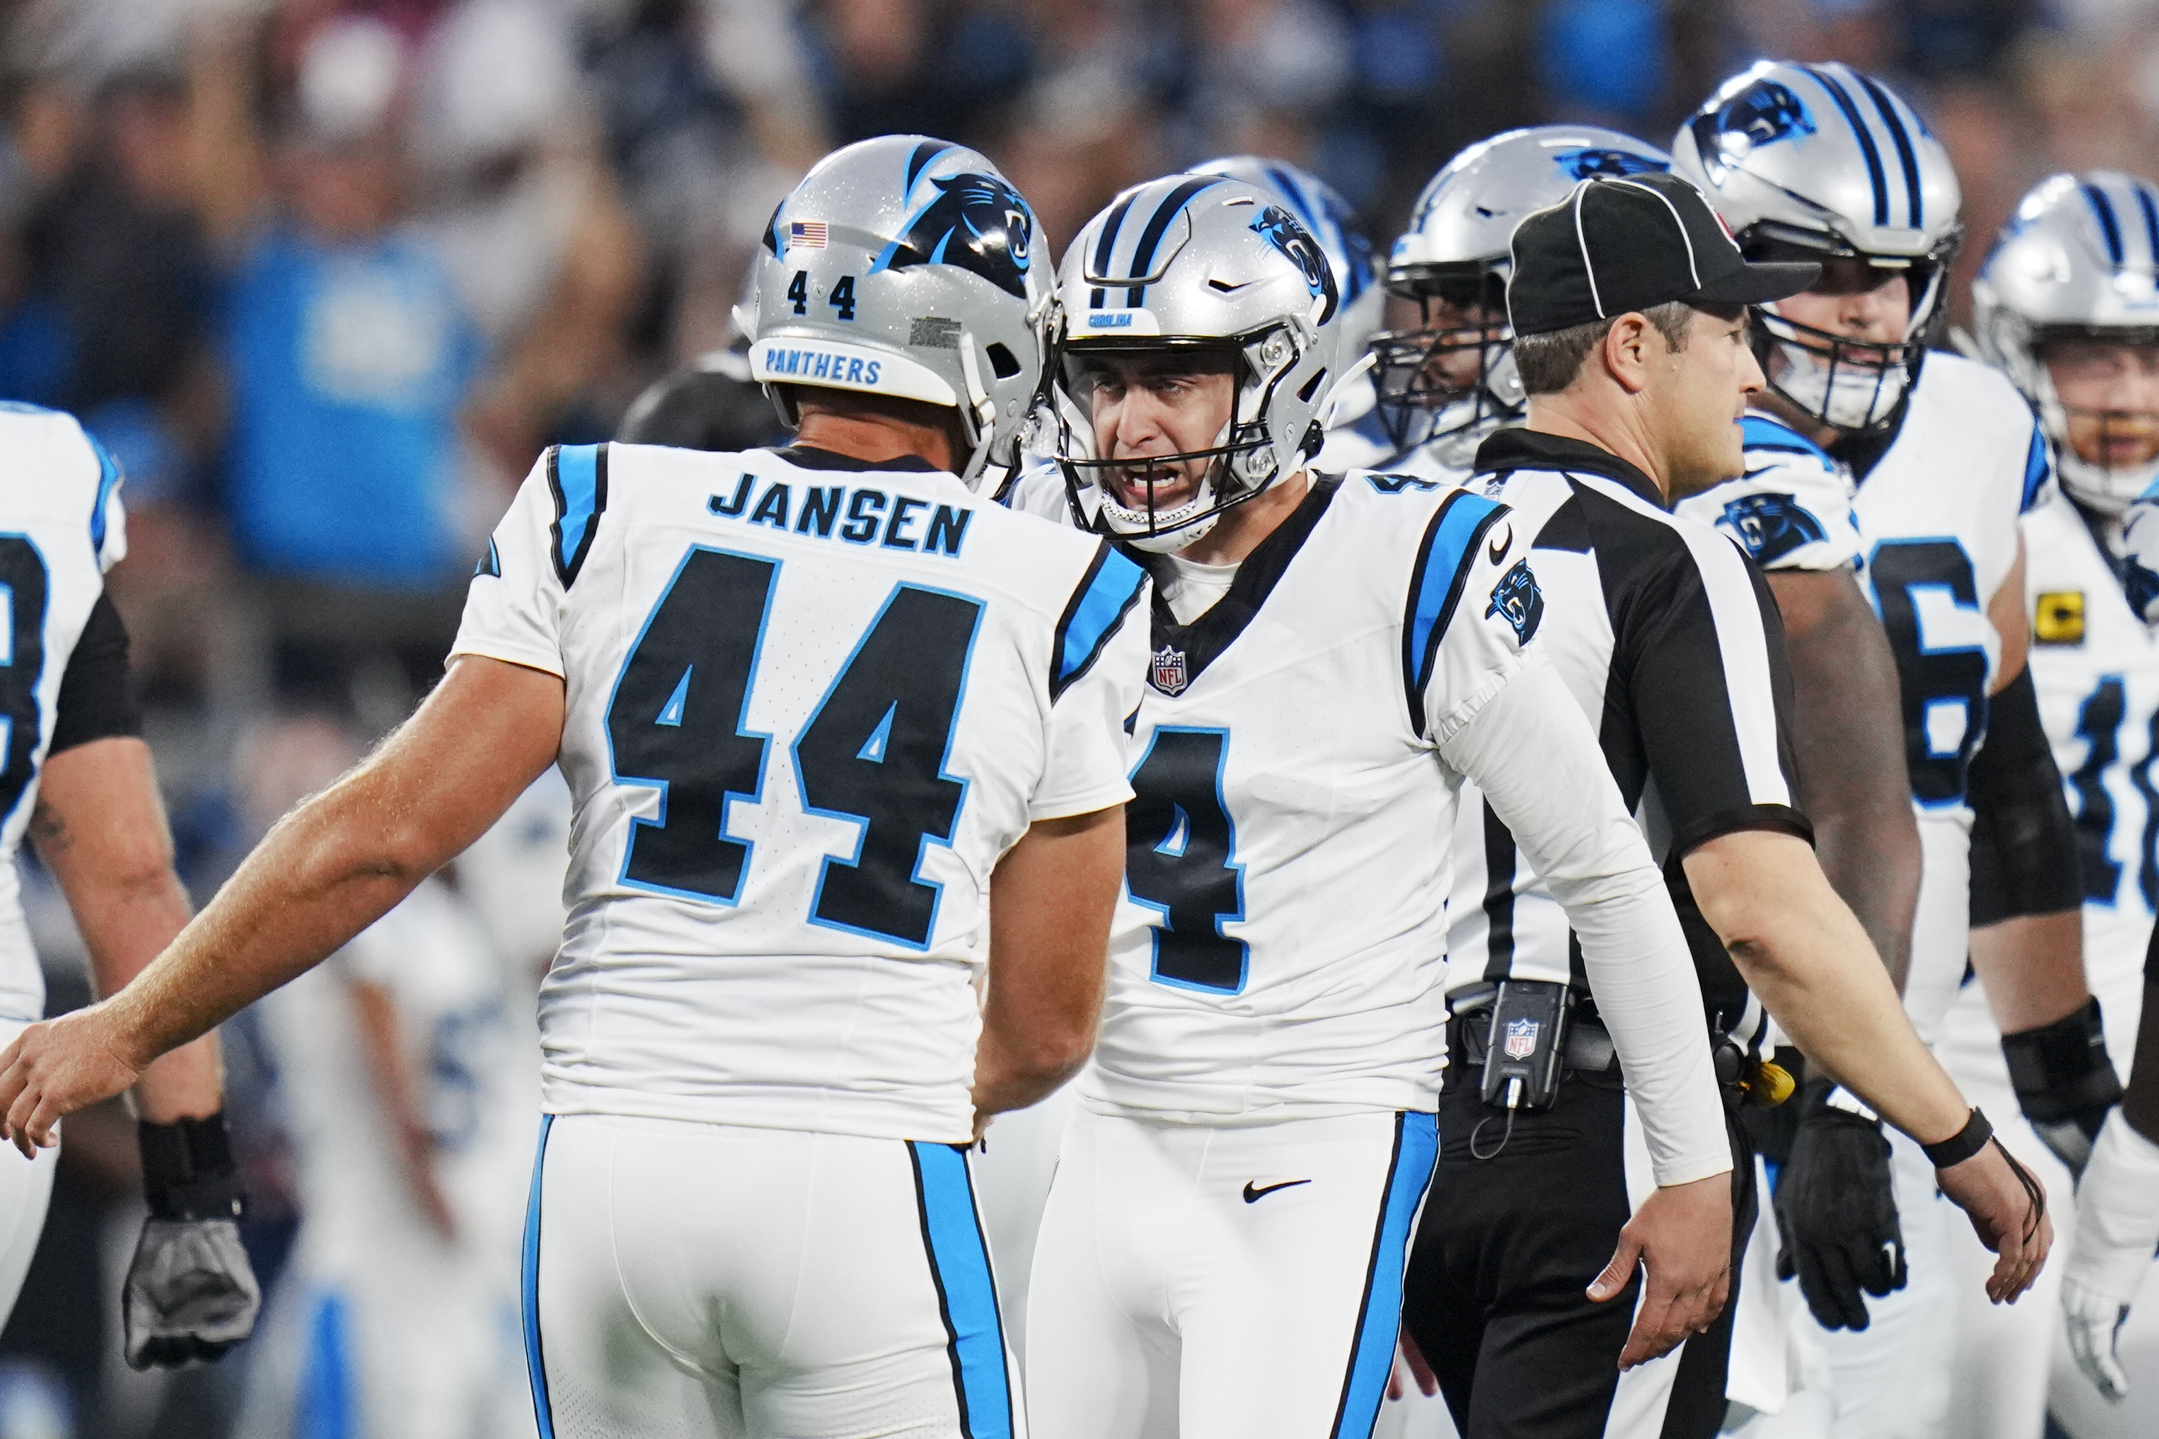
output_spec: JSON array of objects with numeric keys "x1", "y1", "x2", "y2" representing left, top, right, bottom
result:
[
  {"x1": 2002, "y1": 997, "x2": 2123, "y2": 1179},
  {"x1": 1774, "y1": 1080, "x2": 1907, "y2": 1331},
  {"x1": 124, "y1": 1114, "x2": 262, "y2": 1370}
]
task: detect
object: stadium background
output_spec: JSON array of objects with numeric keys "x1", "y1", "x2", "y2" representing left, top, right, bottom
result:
[{"x1": 0, "y1": 0, "x2": 2155, "y2": 1435}]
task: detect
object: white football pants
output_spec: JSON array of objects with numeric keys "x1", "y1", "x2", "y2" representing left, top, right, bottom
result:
[
  {"x1": 1025, "y1": 1106, "x2": 1437, "y2": 1439},
  {"x1": 525, "y1": 1113, "x2": 1022, "y2": 1439}
]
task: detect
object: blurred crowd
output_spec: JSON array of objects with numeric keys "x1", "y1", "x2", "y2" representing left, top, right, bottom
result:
[{"x1": 2, "y1": 0, "x2": 2158, "y2": 1435}]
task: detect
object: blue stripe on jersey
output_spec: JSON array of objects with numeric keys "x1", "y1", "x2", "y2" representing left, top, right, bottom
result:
[
  {"x1": 2082, "y1": 183, "x2": 2126, "y2": 267},
  {"x1": 521, "y1": 1114, "x2": 558, "y2": 1439},
  {"x1": 1741, "y1": 414, "x2": 1833, "y2": 466},
  {"x1": 1803, "y1": 67, "x2": 1888, "y2": 227},
  {"x1": 299, "y1": 1291, "x2": 355, "y2": 1439},
  {"x1": 1851, "y1": 71, "x2": 1922, "y2": 228},
  {"x1": 87, "y1": 430, "x2": 121, "y2": 558},
  {"x1": 1051, "y1": 544, "x2": 1147, "y2": 701},
  {"x1": 909, "y1": 1141, "x2": 1014, "y2": 1439},
  {"x1": 1403, "y1": 491, "x2": 1506, "y2": 734},
  {"x1": 1329, "y1": 1112, "x2": 1440, "y2": 1439},
  {"x1": 2021, "y1": 421, "x2": 2052, "y2": 513},
  {"x1": 548, "y1": 444, "x2": 609, "y2": 588}
]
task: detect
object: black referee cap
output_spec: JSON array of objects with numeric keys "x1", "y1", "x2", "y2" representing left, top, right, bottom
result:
[{"x1": 1506, "y1": 172, "x2": 1819, "y2": 338}]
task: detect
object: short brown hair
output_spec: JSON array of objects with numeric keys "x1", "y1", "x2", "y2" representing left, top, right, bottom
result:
[{"x1": 1514, "y1": 301, "x2": 1696, "y2": 395}]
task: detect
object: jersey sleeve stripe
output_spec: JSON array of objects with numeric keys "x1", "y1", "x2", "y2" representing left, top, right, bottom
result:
[
  {"x1": 1050, "y1": 542, "x2": 1147, "y2": 702},
  {"x1": 87, "y1": 430, "x2": 121, "y2": 558},
  {"x1": 1672, "y1": 524, "x2": 1795, "y2": 807},
  {"x1": 2021, "y1": 422, "x2": 2052, "y2": 513},
  {"x1": 547, "y1": 444, "x2": 611, "y2": 589},
  {"x1": 1740, "y1": 415, "x2": 1832, "y2": 465},
  {"x1": 1402, "y1": 490, "x2": 1506, "y2": 735}
]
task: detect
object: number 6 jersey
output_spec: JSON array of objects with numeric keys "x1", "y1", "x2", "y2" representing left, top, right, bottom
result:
[{"x1": 452, "y1": 442, "x2": 1150, "y2": 1144}]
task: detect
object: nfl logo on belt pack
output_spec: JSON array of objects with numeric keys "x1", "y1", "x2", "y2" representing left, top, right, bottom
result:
[
  {"x1": 1503, "y1": 1017, "x2": 1540, "y2": 1060},
  {"x1": 1152, "y1": 645, "x2": 1188, "y2": 696}
]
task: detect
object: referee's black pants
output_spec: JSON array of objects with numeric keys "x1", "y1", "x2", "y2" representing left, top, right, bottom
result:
[{"x1": 1401, "y1": 1070, "x2": 1756, "y2": 1439}]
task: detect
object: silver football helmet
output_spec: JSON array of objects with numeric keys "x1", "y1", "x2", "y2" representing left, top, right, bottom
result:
[
  {"x1": 748, "y1": 135, "x2": 1052, "y2": 487},
  {"x1": 1672, "y1": 61, "x2": 1962, "y2": 434},
  {"x1": 1055, "y1": 174, "x2": 1339, "y2": 552},
  {"x1": 1373, "y1": 125, "x2": 1670, "y2": 464},
  {"x1": 1974, "y1": 171, "x2": 2159, "y2": 512},
  {"x1": 1193, "y1": 156, "x2": 1381, "y2": 385}
]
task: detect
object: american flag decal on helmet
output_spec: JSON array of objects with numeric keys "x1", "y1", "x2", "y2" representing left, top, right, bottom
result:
[{"x1": 789, "y1": 221, "x2": 828, "y2": 250}]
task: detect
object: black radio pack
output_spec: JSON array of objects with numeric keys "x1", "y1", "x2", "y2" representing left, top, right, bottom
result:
[{"x1": 1479, "y1": 979, "x2": 1575, "y2": 1112}]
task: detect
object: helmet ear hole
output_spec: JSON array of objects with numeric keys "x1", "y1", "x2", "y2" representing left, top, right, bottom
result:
[{"x1": 986, "y1": 343, "x2": 1022, "y2": 380}]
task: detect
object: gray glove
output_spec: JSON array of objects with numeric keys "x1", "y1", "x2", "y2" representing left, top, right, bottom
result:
[
  {"x1": 126, "y1": 1115, "x2": 261, "y2": 1369},
  {"x1": 124, "y1": 1217, "x2": 262, "y2": 1369}
]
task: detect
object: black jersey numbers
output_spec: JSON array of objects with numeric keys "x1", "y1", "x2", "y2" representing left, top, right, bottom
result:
[
  {"x1": 608, "y1": 548, "x2": 775, "y2": 903},
  {"x1": 606, "y1": 551, "x2": 983, "y2": 948},
  {"x1": 2066, "y1": 674, "x2": 2159, "y2": 910},
  {"x1": 795, "y1": 586, "x2": 979, "y2": 948},
  {"x1": 1869, "y1": 539, "x2": 1990, "y2": 807},
  {"x1": 0, "y1": 538, "x2": 47, "y2": 823},
  {"x1": 1125, "y1": 727, "x2": 1248, "y2": 993}
]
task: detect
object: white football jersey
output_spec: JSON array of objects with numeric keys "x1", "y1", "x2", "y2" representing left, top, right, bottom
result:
[
  {"x1": 454, "y1": 442, "x2": 1150, "y2": 1144},
  {"x1": 260, "y1": 875, "x2": 536, "y2": 1271},
  {"x1": 2022, "y1": 492, "x2": 2159, "y2": 1007},
  {"x1": 1078, "y1": 472, "x2": 1533, "y2": 1122},
  {"x1": 1671, "y1": 410, "x2": 1865, "y2": 574},
  {"x1": 0, "y1": 404, "x2": 127, "y2": 1023}
]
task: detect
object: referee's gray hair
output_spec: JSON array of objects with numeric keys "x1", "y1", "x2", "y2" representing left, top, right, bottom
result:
[{"x1": 1515, "y1": 301, "x2": 1696, "y2": 395}]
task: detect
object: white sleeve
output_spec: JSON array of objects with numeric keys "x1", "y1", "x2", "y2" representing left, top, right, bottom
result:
[
  {"x1": 451, "y1": 453, "x2": 569, "y2": 678},
  {"x1": 1438, "y1": 653, "x2": 1734, "y2": 1186},
  {"x1": 1031, "y1": 547, "x2": 1149, "y2": 821},
  {"x1": 1672, "y1": 452, "x2": 1861, "y2": 574},
  {"x1": 2065, "y1": 1110, "x2": 2159, "y2": 1303}
]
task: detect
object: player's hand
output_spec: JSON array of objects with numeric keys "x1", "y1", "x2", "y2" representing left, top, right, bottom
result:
[
  {"x1": 1589, "y1": 1169, "x2": 1732, "y2": 1370},
  {"x1": 1386, "y1": 1327, "x2": 1439, "y2": 1401},
  {"x1": 0, "y1": 1004, "x2": 144, "y2": 1157},
  {"x1": 2060, "y1": 1110, "x2": 2159, "y2": 1400},
  {"x1": 1773, "y1": 1082, "x2": 1906, "y2": 1330},
  {"x1": 1937, "y1": 1138, "x2": 2051, "y2": 1305},
  {"x1": 123, "y1": 1218, "x2": 262, "y2": 1368},
  {"x1": 2062, "y1": 1278, "x2": 2131, "y2": 1402}
]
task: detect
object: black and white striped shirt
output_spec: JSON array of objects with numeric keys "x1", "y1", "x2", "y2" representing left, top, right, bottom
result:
[{"x1": 1444, "y1": 428, "x2": 1809, "y2": 1038}]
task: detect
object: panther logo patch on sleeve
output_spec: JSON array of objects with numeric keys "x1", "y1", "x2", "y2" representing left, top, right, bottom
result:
[
  {"x1": 871, "y1": 171, "x2": 1037, "y2": 299},
  {"x1": 1718, "y1": 492, "x2": 1828, "y2": 564},
  {"x1": 1486, "y1": 558, "x2": 1544, "y2": 645}
]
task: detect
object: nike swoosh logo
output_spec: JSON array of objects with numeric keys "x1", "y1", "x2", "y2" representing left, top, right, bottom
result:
[
  {"x1": 1487, "y1": 523, "x2": 1512, "y2": 567},
  {"x1": 1242, "y1": 1179, "x2": 1312, "y2": 1203}
]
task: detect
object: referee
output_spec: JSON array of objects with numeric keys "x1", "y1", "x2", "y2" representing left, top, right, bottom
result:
[{"x1": 1401, "y1": 173, "x2": 2052, "y2": 1438}]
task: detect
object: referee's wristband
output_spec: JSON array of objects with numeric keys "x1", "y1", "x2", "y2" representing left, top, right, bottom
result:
[{"x1": 1921, "y1": 1108, "x2": 1995, "y2": 1169}]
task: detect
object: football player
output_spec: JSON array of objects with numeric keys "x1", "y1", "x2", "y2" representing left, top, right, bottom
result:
[
  {"x1": 1346, "y1": 124, "x2": 1673, "y2": 479},
  {"x1": 0, "y1": 403, "x2": 260, "y2": 1367},
  {"x1": 1973, "y1": 171, "x2": 2159, "y2": 1438},
  {"x1": 1671, "y1": 61, "x2": 2090, "y2": 1438},
  {"x1": 0, "y1": 136, "x2": 1150, "y2": 1439}
]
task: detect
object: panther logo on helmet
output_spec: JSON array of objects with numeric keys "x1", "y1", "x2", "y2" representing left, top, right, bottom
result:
[
  {"x1": 1689, "y1": 79, "x2": 1817, "y2": 173},
  {"x1": 1719, "y1": 492, "x2": 1829, "y2": 565},
  {"x1": 1553, "y1": 147, "x2": 1666, "y2": 181},
  {"x1": 1249, "y1": 204, "x2": 1339, "y2": 324},
  {"x1": 872, "y1": 172, "x2": 1036, "y2": 299}
]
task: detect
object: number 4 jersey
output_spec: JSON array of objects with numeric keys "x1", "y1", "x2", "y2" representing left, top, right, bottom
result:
[
  {"x1": 0, "y1": 404, "x2": 132, "y2": 1026},
  {"x1": 453, "y1": 442, "x2": 1150, "y2": 1144}
]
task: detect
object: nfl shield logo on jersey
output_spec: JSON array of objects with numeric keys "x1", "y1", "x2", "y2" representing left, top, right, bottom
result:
[
  {"x1": 1503, "y1": 1017, "x2": 1541, "y2": 1060},
  {"x1": 1151, "y1": 645, "x2": 1189, "y2": 696}
]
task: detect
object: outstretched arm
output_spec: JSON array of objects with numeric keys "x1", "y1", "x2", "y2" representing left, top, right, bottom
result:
[{"x1": 0, "y1": 656, "x2": 563, "y2": 1152}]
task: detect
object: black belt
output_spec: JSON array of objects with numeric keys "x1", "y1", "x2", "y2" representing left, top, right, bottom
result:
[{"x1": 1446, "y1": 1006, "x2": 1620, "y2": 1084}]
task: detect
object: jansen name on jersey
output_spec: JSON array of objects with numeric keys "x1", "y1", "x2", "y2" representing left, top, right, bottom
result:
[
  {"x1": 1081, "y1": 471, "x2": 1537, "y2": 1123},
  {"x1": 454, "y1": 442, "x2": 1150, "y2": 1144}
]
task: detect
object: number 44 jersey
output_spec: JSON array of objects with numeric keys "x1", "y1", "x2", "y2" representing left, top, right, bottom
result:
[{"x1": 453, "y1": 442, "x2": 1150, "y2": 1145}]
